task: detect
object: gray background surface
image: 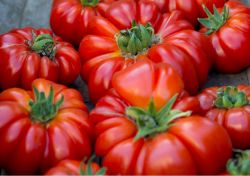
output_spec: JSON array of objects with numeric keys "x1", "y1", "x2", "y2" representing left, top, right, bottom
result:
[{"x1": 0, "y1": 0, "x2": 250, "y2": 104}]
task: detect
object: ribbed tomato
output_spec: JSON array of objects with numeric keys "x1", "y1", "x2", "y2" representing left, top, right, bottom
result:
[
  {"x1": 90, "y1": 60, "x2": 232, "y2": 175},
  {"x1": 0, "y1": 79, "x2": 93, "y2": 174},
  {"x1": 197, "y1": 85, "x2": 250, "y2": 149},
  {"x1": 0, "y1": 27, "x2": 81, "y2": 90},
  {"x1": 80, "y1": 0, "x2": 214, "y2": 103},
  {"x1": 45, "y1": 157, "x2": 106, "y2": 176},
  {"x1": 50, "y1": 0, "x2": 114, "y2": 45},
  {"x1": 199, "y1": 1, "x2": 250, "y2": 73},
  {"x1": 146, "y1": 0, "x2": 227, "y2": 26}
]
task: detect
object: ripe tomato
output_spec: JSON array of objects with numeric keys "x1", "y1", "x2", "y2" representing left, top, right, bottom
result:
[
  {"x1": 146, "y1": 0, "x2": 227, "y2": 26},
  {"x1": 199, "y1": 1, "x2": 250, "y2": 73},
  {"x1": 80, "y1": 0, "x2": 214, "y2": 102},
  {"x1": 45, "y1": 156, "x2": 106, "y2": 175},
  {"x1": 0, "y1": 79, "x2": 93, "y2": 174},
  {"x1": 0, "y1": 27, "x2": 81, "y2": 90},
  {"x1": 90, "y1": 60, "x2": 232, "y2": 175},
  {"x1": 50, "y1": 0, "x2": 114, "y2": 45},
  {"x1": 197, "y1": 85, "x2": 250, "y2": 149}
]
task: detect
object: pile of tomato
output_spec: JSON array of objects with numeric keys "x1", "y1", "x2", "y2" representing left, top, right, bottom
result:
[{"x1": 0, "y1": 0, "x2": 250, "y2": 175}]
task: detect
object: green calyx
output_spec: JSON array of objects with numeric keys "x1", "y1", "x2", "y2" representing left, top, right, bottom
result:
[
  {"x1": 227, "y1": 149, "x2": 250, "y2": 175},
  {"x1": 198, "y1": 4, "x2": 229, "y2": 35},
  {"x1": 80, "y1": 155, "x2": 107, "y2": 176},
  {"x1": 80, "y1": 0, "x2": 99, "y2": 7},
  {"x1": 116, "y1": 21, "x2": 160, "y2": 58},
  {"x1": 126, "y1": 95, "x2": 191, "y2": 140},
  {"x1": 214, "y1": 86, "x2": 249, "y2": 109},
  {"x1": 29, "y1": 86, "x2": 64, "y2": 124},
  {"x1": 29, "y1": 32, "x2": 55, "y2": 60}
]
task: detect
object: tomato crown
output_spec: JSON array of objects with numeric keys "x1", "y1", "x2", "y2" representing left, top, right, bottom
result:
[
  {"x1": 126, "y1": 95, "x2": 191, "y2": 140},
  {"x1": 80, "y1": 0, "x2": 99, "y2": 7},
  {"x1": 27, "y1": 32, "x2": 56, "y2": 60},
  {"x1": 116, "y1": 21, "x2": 160, "y2": 58},
  {"x1": 227, "y1": 149, "x2": 250, "y2": 175},
  {"x1": 198, "y1": 4, "x2": 229, "y2": 35},
  {"x1": 29, "y1": 86, "x2": 64, "y2": 123},
  {"x1": 214, "y1": 86, "x2": 249, "y2": 109},
  {"x1": 80, "y1": 155, "x2": 106, "y2": 176}
]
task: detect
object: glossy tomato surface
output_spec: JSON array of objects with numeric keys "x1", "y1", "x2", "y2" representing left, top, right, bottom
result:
[
  {"x1": 146, "y1": 0, "x2": 227, "y2": 26},
  {"x1": 80, "y1": 0, "x2": 214, "y2": 102},
  {"x1": 197, "y1": 85, "x2": 250, "y2": 149},
  {"x1": 200, "y1": 1, "x2": 250, "y2": 73},
  {"x1": 0, "y1": 79, "x2": 93, "y2": 174},
  {"x1": 89, "y1": 60, "x2": 232, "y2": 175},
  {"x1": 50, "y1": 0, "x2": 114, "y2": 45},
  {"x1": 0, "y1": 27, "x2": 81, "y2": 90}
]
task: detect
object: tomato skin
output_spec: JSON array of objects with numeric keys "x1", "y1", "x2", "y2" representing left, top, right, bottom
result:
[
  {"x1": 45, "y1": 159, "x2": 101, "y2": 175},
  {"x1": 201, "y1": 1, "x2": 250, "y2": 73},
  {"x1": 50, "y1": 0, "x2": 113, "y2": 46},
  {"x1": 90, "y1": 60, "x2": 232, "y2": 175},
  {"x1": 0, "y1": 27, "x2": 81, "y2": 90},
  {"x1": 80, "y1": 0, "x2": 214, "y2": 103},
  {"x1": 145, "y1": 0, "x2": 227, "y2": 26},
  {"x1": 197, "y1": 85, "x2": 250, "y2": 149},
  {"x1": 0, "y1": 79, "x2": 93, "y2": 174}
]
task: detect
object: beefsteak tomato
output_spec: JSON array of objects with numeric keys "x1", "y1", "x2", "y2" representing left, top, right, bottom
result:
[
  {"x1": 197, "y1": 85, "x2": 250, "y2": 149},
  {"x1": 45, "y1": 156, "x2": 106, "y2": 175},
  {"x1": 199, "y1": 1, "x2": 250, "y2": 73},
  {"x1": 145, "y1": 0, "x2": 227, "y2": 26},
  {"x1": 0, "y1": 79, "x2": 93, "y2": 174},
  {"x1": 50, "y1": 0, "x2": 114, "y2": 45},
  {"x1": 0, "y1": 27, "x2": 81, "y2": 90},
  {"x1": 80, "y1": 0, "x2": 214, "y2": 102},
  {"x1": 89, "y1": 60, "x2": 232, "y2": 175}
]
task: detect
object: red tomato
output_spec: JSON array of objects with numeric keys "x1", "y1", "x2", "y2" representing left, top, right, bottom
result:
[
  {"x1": 50, "y1": 0, "x2": 114, "y2": 45},
  {"x1": 144, "y1": 0, "x2": 227, "y2": 26},
  {"x1": 80, "y1": 0, "x2": 214, "y2": 102},
  {"x1": 45, "y1": 157, "x2": 106, "y2": 175},
  {"x1": 0, "y1": 27, "x2": 81, "y2": 90},
  {"x1": 197, "y1": 85, "x2": 250, "y2": 149},
  {"x1": 0, "y1": 79, "x2": 93, "y2": 174},
  {"x1": 90, "y1": 60, "x2": 232, "y2": 175},
  {"x1": 199, "y1": 1, "x2": 250, "y2": 73}
]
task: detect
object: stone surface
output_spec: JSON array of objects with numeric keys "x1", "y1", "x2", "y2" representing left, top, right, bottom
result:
[
  {"x1": 0, "y1": 0, "x2": 27, "y2": 33},
  {"x1": 20, "y1": 0, "x2": 52, "y2": 28}
]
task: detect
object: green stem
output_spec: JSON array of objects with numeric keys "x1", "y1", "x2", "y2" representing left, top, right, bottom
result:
[
  {"x1": 116, "y1": 21, "x2": 160, "y2": 58},
  {"x1": 30, "y1": 32, "x2": 56, "y2": 60},
  {"x1": 80, "y1": 0, "x2": 99, "y2": 7},
  {"x1": 227, "y1": 149, "x2": 250, "y2": 175},
  {"x1": 126, "y1": 95, "x2": 191, "y2": 140},
  {"x1": 198, "y1": 4, "x2": 229, "y2": 35},
  {"x1": 214, "y1": 86, "x2": 249, "y2": 109},
  {"x1": 29, "y1": 86, "x2": 64, "y2": 123},
  {"x1": 80, "y1": 155, "x2": 106, "y2": 176}
]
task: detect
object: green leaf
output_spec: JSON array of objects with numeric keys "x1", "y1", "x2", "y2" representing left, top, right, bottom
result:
[
  {"x1": 126, "y1": 107, "x2": 147, "y2": 120},
  {"x1": 140, "y1": 25, "x2": 151, "y2": 48},
  {"x1": 198, "y1": 18, "x2": 212, "y2": 28},
  {"x1": 132, "y1": 20, "x2": 137, "y2": 27},
  {"x1": 213, "y1": 5, "x2": 221, "y2": 20},
  {"x1": 147, "y1": 98, "x2": 157, "y2": 116},
  {"x1": 202, "y1": 4, "x2": 214, "y2": 18},
  {"x1": 127, "y1": 33, "x2": 137, "y2": 55},
  {"x1": 95, "y1": 167, "x2": 107, "y2": 175},
  {"x1": 156, "y1": 94, "x2": 178, "y2": 122}
]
